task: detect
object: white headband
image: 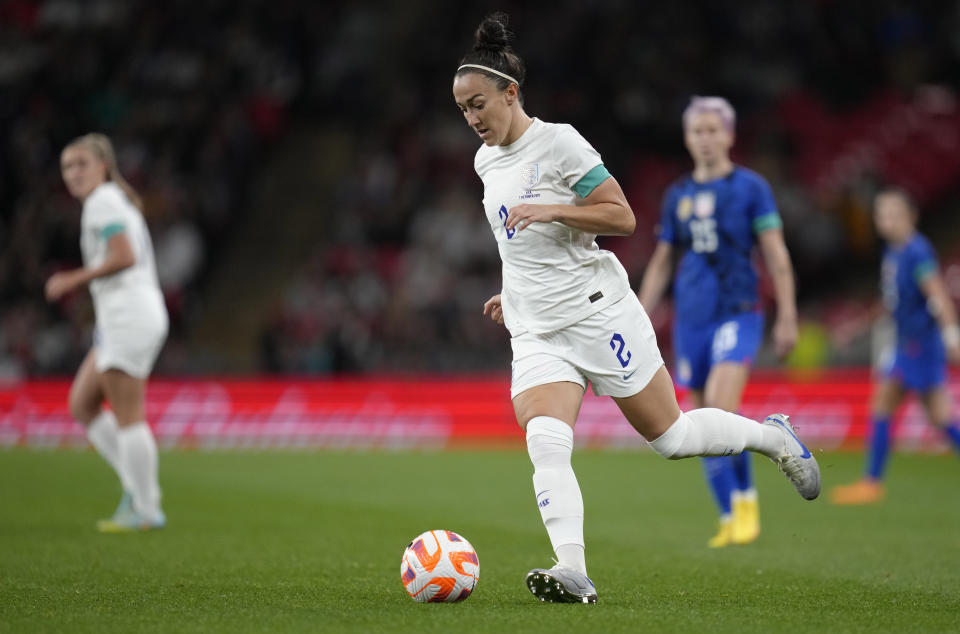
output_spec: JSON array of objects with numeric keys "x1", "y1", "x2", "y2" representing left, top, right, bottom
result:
[{"x1": 457, "y1": 64, "x2": 519, "y2": 86}]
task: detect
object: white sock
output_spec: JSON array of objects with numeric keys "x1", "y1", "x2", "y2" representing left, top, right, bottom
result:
[
  {"x1": 648, "y1": 408, "x2": 784, "y2": 460},
  {"x1": 733, "y1": 488, "x2": 758, "y2": 503},
  {"x1": 117, "y1": 422, "x2": 162, "y2": 520},
  {"x1": 526, "y1": 416, "x2": 587, "y2": 575},
  {"x1": 86, "y1": 410, "x2": 132, "y2": 492}
]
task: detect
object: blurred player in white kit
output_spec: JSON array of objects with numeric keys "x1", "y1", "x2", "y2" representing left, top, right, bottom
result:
[{"x1": 46, "y1": 133, "x2": 168, "y2": 532}]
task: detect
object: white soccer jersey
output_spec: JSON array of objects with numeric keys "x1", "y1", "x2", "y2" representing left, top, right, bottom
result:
[
  {"x1": 475, "y1": 118, "x2": 631, "y2": 335},
  {"x1": 80, "y1": 182, "x2": 165, "y2": 320}
]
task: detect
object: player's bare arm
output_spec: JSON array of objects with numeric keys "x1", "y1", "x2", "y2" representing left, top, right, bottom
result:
[
  {"x1": 505, "y1": 176, "x2": 635, "y2": 236},
  {"x1": 758, "y1": 228, "x2": 798, "y2": 358},
  {"x1": 45, "y1": 233, "x2": 136, "y2": 302},
  {"x1": 637, "y1": 241, "x2": 674, "y2": 311},
  {"x1": 920, "y1": 272, "x2": 960, "y2": 362}
]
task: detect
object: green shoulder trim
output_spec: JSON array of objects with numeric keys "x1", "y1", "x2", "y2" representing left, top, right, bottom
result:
[
  {"x1": 752, "y1": 212, "x2": 783, "y2": 234},
  {"x1": 572, "y1": 164, "x2": 611, "y2": 198},
  {"x1": 100, "y1": 223, "x2": 126, "y2": 239},
  {"x1": 914, "y1": 260, "x2": 936, "y2": 283}
]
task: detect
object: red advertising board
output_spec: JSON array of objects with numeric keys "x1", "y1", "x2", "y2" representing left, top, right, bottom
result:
[{"x1": 0, "y1": 370, "x2": 955, "y2": 451}]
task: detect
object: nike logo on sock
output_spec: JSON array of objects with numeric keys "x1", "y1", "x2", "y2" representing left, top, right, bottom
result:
[{"x1": 536, "y1": 490, "x2": 550, "y2": 500}]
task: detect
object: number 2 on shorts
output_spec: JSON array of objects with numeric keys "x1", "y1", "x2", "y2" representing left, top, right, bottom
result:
[{"x1": 609, "y1": 333, "x2": 632, "y2": 368}]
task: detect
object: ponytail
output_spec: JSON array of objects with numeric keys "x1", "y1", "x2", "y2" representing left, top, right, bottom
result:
[{"x1": 65, "y1": 133, "x2": 144, "y2": 212}]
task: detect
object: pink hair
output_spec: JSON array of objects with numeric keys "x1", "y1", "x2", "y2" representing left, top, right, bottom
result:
[{"x1": 682, "y1": 96, "x2": 736, "y2": 133}]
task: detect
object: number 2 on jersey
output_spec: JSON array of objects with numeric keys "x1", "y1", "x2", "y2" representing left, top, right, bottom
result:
[
  {"x1": 499, "y1": 205, "x2": 515, "y2": 239},
  {"x1": 609, "y1": 333, "x2": 632, "y2": 368}
]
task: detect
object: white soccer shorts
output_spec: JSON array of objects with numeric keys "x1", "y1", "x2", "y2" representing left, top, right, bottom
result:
[
  {"x1": 510, "y1": 293, "x2": 664, "y2": 399},
  {"x1": 94, "y1": 309, "x2": 168, "y2": 379}
]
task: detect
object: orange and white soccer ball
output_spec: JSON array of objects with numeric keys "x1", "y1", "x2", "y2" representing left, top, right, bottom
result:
[{"x1": 400, "y1": 530, "x2": 479, "y2": 602}]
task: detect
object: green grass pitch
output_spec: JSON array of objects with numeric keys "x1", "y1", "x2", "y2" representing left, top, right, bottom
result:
[{"x1": 1, "y1": 449, "x2": 958, "y2": 633}]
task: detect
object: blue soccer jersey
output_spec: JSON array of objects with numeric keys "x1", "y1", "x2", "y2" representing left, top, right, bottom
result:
[
  {"x1": 881, "y1": 233, "x2": 944, "y2": 391},
  {"x1": 658, "y1": 166, "x2": 782, "y2": 326},
  {"x1": 882, "y1": 233, "x2": 939, "y2": 342}
]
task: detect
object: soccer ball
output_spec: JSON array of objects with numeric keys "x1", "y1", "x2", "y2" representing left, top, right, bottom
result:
[{"x1": 400, "y1": 530, "x2": 479, "y2": 602}]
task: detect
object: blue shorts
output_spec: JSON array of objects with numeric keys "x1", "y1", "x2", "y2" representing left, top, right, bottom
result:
[
  {"x1": 883, "y1": 334, "x2": 946, "y2": 392},
  {"x1": 673, "y1": 312, "x2": 763, "y2": 390}
]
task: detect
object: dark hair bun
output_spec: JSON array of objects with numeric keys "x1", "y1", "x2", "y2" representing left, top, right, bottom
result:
[{"x1": 474, "y1": 12, "x2": 511, "y2": 53}]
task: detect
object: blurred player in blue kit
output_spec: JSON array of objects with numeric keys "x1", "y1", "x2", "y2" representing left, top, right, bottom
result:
[
  {"x1": 638, "y1": 97, "x2": 799, "y2": 547},
  {"x1": 831, "y1": 188, "x2": 960, "y2": 504}
]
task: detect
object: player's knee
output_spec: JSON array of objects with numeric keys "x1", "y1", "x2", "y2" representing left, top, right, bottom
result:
[
  {"x1": 515, "y1": 397, "x2": 576, "y2": 432},
  {"x1": 648, "y1": 413, "x2": 690, "y2": 460},
  {"x1": 68, "y1": 393, "x2": 98, "y2": 425},
  {"x1": 526, "y1": 416, "x2": 574, "y2": 464}
]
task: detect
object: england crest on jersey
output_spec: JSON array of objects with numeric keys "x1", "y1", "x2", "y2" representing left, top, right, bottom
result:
[
  {"x1": 519, "y1": 163, "x2": 541, "y2": 200},
  {"x1": 520, "y1": 163, "x2": 540, "y2": 188},
  {"x1": 694, "y1": 191, "x2": 716, "y2": 218}
]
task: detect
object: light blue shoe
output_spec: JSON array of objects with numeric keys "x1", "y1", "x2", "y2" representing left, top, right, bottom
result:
[
  {"x1": 94, "y1": 491, "x2": 134, "y2": 530},
  {"x1": 97, "y1": 507, "x2": 166, "y2": 533}
]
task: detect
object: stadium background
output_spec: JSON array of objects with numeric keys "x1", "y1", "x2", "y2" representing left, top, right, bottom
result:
[
  {"x1": 2, "y1": 0, "x2": 960, "y2": 448},
  {"x1": 3, "y1": 3, "x2": 960, "y2": 633}
]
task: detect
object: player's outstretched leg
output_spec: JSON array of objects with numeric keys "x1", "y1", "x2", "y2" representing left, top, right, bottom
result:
[
  {"x1": 618, "y1": 370, "x2": 821, "y2": 500},
  {"x1": 646, "y1": 409, "x2": 820, "y2": 500}
]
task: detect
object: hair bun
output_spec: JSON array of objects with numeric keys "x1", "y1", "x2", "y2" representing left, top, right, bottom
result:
[{"x1": 473, "y1": 12, "x2": 511, "y2": 53}]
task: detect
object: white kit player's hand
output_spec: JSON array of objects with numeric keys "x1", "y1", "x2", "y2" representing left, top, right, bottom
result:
[
  {"x1": 482, "y1": 294, "x2": 504, "y2": 325},
  {"x1": 505, "y1": 204, "x2": 559, "y2": 232},
  {"x1": 45, "y1": 270, "x2": 81, "y2": 302}
]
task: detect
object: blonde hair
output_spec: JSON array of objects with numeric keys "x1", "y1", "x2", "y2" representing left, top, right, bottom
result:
[{"x1": 65, "y1": 133, "x2": 143, "y2": 211}]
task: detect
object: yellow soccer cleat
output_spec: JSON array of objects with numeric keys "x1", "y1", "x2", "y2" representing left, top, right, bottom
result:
[
  {"x1": 731, "y1": 497, "x2": 760, "y2": 545},
  {"x1": 829, "y1": 479, "x2": 885, "y2": 505},
  {"x1": 707, "y1": 517, "x2": 734, "y2": 548}
]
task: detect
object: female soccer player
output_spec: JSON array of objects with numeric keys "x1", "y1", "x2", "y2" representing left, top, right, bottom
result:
[
  {"x1": 830, "y1": 187, "x2": 960, "y2": 504},
  {"x1": 453, "y1": 13, "x2": 818, "y2": 604},
  {"x1": 637, "y1": 97, "x2": 798, "y2": 547},
  {"x1": 45, "y1": 133, "x2": 168, "y2": 532}
]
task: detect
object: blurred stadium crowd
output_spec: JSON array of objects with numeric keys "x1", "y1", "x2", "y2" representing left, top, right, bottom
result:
[{"x1": 3, "y1": 0, "x2": 960, "y2": 377}]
